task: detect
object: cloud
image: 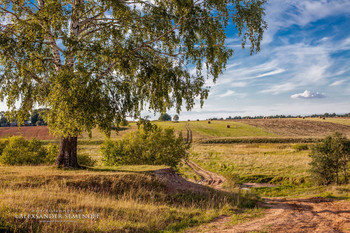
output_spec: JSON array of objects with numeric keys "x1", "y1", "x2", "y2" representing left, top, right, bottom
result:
[
  {"x1": 263, "y1": 0, "x2": 350, "y2": 44},
  {"x1": 291, "y1": 90, "x2": 325, "y2": 99},
  {"x1": 218, "y1": 90, "x2": 235, "y2": 97},
  {"x1": 256, "y1": 68, "x2": 286, "y2": 78},
  {"x1": 330, "y1": 80, "x2": 346, "y2": 86}
]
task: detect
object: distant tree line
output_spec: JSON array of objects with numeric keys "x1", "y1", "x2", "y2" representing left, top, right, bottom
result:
[
  {"x1": 0, "y1": 109, "x2": 48, "y2": 127},
  {"x1": 208, "y1": 113, "x2": 350, "y2": 120}
]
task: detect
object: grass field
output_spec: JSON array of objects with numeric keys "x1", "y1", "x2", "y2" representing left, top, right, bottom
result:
[
  {"x1": 154, "y1": 120, "x2": 277, "y2": 139},
  {"x1": 1, "y1": 118, "x2": 350, "y2": 232},
  {"x1": 0, "y1": 166, "x2": 259, "y2": 233}
]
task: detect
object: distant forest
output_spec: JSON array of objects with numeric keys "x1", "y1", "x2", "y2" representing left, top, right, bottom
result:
[
  {"x1": 0, "y1": 109, "x2": 47, "y2": 127},
  {"x1": 208, "y1": 113, "x2": 350, "y2": 120}
]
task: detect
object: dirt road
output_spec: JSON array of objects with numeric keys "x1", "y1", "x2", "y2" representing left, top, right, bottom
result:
[
  {"x1": 184, "y1": 160, "x2": 226, "y2": 189},
  {"x1": 185, "y1": 161, "x2": 350, "y2": 233}
]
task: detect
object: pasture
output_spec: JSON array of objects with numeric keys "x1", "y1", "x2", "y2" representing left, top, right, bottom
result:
[{"x1": 1, "y1": 117, "x2": 350, "y2": 232}]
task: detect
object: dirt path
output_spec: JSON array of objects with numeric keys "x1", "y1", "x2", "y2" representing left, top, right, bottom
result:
[
  {"x1": 184, "y1": 160, "x2": 226, "y2": 189},
  {"x1": 184, "y1": 161, "x2": 350, "y2": 233}
]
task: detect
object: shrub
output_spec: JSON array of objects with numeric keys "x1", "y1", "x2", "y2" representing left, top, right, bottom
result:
[
  {"x1": 119, "y1": 119, "x2": 129, "y2": 126},
  {"x1": 101, "y1": 123, "x2": 189, "y2": 168},
  {"x1": 44, "y1": 144, "x2": 59, "y2": 164},
  {"x1": 0, "y1": 137, "x2": 46, "y2": 165},
  {"x1": 158, "y1": 113, "x2": 172, "y2": 121},
  {"x1": 0, "y1": 136, "x2": 58, "y2": 165},
  {"x1": 292, "y1": 143, "x2": 309, "y2": 151},
  {"x1": 78, "y1": 153, "x2": 97, "y2": 167},
  {"x1": 309, "y1": 132, "x2": 350, "y2": 185}
]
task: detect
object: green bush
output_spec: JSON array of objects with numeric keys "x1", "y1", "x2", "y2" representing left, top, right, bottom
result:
[
  {"x1": 0, "y1": 136, "x2": 58, "y2": 165},
  {"x1": 309, "y1": 132, "x2": 350, "y2": 185},
  {"x1": 119, "y1": 119, "x2": 129, "y2": 126},
  {"x1": 0, "y1": 137, "x2": 45, "y2": 165},
  {"x1": 292, "y1": 143, "x2": 309, "y2": 151},
  {"x1": 78, "y1": 153, "x2": 97, "y2": 167},
  {"x1": 44, "y1": 144, "x2": 59, "y2": 164},
  {"x1": 101, "y1": 123, "x2": 189, "y2": 168}
]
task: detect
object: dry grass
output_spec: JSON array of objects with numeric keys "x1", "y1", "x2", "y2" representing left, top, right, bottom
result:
[
  {"x1": 234, "y1": 118, "x2": 350, "y2": 138},
  {"x1": 0, "y1": 166, "x2": 257, "y2": 233}
]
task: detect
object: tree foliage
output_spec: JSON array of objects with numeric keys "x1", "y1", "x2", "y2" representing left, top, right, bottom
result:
[
  {"x1": 173, "y1": 114, "x2": 179, "y2": 121},
  {"x1": 158, "y1": 113, "x2": 172, "y2": 121},
  {"x1": 309, "y1": 132, "x2": 350, "y2": 185},
  {"x1": 101, "y1": 123, "x2": 189, "y2": 167},
  {"x1": 0, "y1": 0, "x2": 266, "y2": 138}
]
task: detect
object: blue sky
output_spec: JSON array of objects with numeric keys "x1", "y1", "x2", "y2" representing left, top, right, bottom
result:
[
  {"x1": 1, "y1": 1, "x2": 350, "y2": 121},
  {"x1": 163, "y1": 0, "x2": 350, "y2": 120}
]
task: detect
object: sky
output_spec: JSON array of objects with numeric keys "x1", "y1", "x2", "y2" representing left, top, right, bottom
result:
[
  {"x1": 160, "y1": 0, "x2": 350, "y2": 120},
  {"x1": 1, "y1": 0, "x2": 350, "y2": 120}
]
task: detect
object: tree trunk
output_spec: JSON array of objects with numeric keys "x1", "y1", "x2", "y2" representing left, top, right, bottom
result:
[{"x1": 56, "y1": 136, "x2": 79, "y2": 168}]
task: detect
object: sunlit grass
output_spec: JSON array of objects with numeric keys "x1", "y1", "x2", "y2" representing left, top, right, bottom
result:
[{"x1": 0, "y1": 166, "x2": 258, "y2": 232}]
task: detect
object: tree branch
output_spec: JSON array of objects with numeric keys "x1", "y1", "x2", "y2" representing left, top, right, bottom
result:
[{"x1": 0, "y1": 51, "x2": 42, "y2": 84}]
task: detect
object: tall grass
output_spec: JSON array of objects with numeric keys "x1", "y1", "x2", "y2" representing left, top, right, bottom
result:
[{"x1": 0, "y1": 166, "x2": 258, "y2": 233}]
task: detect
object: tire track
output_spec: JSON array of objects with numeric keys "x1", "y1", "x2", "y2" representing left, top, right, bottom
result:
[{"x1": 184, "y1": 162, "x2": 350, "y2": 233}]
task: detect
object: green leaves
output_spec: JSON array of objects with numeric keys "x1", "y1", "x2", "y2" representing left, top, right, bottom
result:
[
  {"x1": 101, "y1": 124, "x2": 189, "y2": 168},
  {"x1": 309, "y1": 132, "x2": 350, "y2": 185},
  {"x1": 0, "y1": 0, "x2": 266, "y2": 137}
]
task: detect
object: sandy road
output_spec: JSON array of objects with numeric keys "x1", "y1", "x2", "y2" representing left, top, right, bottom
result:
[
  {"x1": 185, "y1": 161, "x2": 350, "y2": 233},
  {"x1": 184, "y1": 160, "x2": 226, "y2": 189}
]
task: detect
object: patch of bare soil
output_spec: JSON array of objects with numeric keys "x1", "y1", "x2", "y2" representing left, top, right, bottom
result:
[
  {"x1": 193, "y1": 197, "x2": 350, "y2": 233},
  {"x1": 185, "y1": 160, "x2": 226, "y2": 189},
  {"x1": 235, "y1": 119, "x2": 350, "y2": 137},
  {"x1": 0, "y1": 126, "x2": 57, "y2": 140},
  {"x1": 152, "y1": 168, "x2": 209, "y2": 194}
]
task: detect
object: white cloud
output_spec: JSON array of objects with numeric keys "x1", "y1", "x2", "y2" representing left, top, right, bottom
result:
[
  {"x1": 263, "y1": 0, "x2": 350, "y2": 44},
  {"x1": 218, "y1": 90, "x2": 235, "y2": 97},
  {"x1": 291, "y1": 90, "x2": 325, "y2": 99},
  {"x1": 330, "y1": 80, "x2": 346, "y2": 86},
  {"x1": 261, "y1": 82, "x2": 296, "y2": 94},
  {"x1": 256, "y1": 68, "x2": 285, "y2": 78}
]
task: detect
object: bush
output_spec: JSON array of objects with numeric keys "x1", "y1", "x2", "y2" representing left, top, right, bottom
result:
[
  {"x1": 78, "y1": 153, "x2": 97, "y2": 167},
  {"x1": 44, "y1": 144, "x2": 59, "y2": 164},
  {"x1": 101, "y1": 123, "x2": 189, "y2": 168},
  {"x1": 0, "y1": 137, "x2": 45, "y2": 165},
  {"x1": 119, "y1": 119, "x2": 129, "y2": 126},
  {"x1": 309, "y1": 132, "x2": 350, "y2": 185},
  {"x1": 292, "y1": 143, "x2": 309, "y2": 151},
  {"x1": 0, "y1": 136, "x2": 58, "y2": 165},
  {"x1": 158, "y1": 113, "x2": 172, "y2": 121}
]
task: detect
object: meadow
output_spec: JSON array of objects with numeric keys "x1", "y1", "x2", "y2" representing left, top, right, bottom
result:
[{"x1": 1, "y1": 117, "x2": 350, "y2": 232}]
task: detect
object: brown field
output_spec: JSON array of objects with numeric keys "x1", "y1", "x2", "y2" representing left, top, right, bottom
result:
[
  {"x1": 235, "y1": 118, "x2": 350, "y2": 137},
  {"x1": 0, "y1": 126, "x2": 57, "y2": 140}
]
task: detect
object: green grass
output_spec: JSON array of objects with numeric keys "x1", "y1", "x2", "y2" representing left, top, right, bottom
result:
[
  {"x1": 154, "y1": 120, "x2": 277, "y2": 139},
  {"x1": 185, "y1": 142, "x2": 350, "y2": 199},
  {"x1": 189, "y1": 143, "x2": 311, "y2": 180}
]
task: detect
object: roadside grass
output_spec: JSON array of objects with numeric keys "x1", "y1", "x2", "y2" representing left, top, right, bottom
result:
[
  {"x1": 0, "y1": 166, "x2": 259, "y2": 233},
  {"x1": 186, "y1": 143, "x2": 350, "y2": 199},
  {"x1": 189, "y1": 143, "x2": 310, "y2": 180}
]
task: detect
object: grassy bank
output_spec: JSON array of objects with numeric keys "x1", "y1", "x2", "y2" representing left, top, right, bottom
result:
[{"x1": 0, "y1": 166, "x2": 259, "y2": 233}]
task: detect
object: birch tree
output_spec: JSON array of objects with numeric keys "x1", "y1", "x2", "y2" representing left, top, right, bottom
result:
[{"x1": 0, "y1": 0, "x2": 266, "y2": 167}]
